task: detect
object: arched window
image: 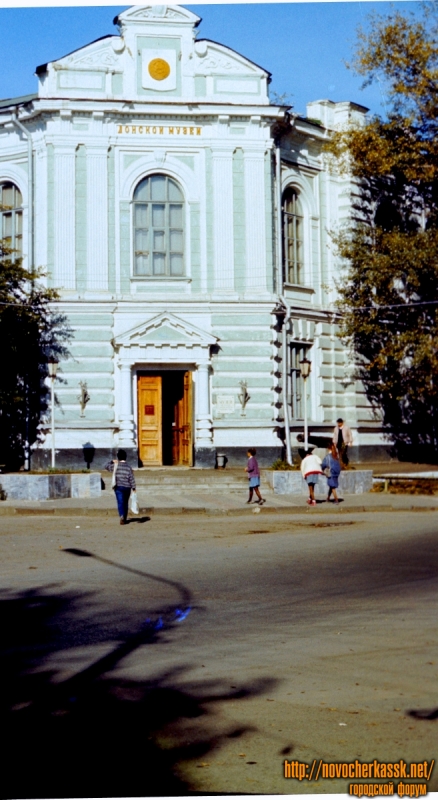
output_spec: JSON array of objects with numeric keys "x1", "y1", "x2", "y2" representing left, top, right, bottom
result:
[
  {"x1": 282, "y1": 187, "x2": 303, "y2": 285},
  {"x1": 133, "y1": 175, "x2": 184, "y2": 277},
  {"x1": 0, "y1": 182, "x2": 23, "y2": 259}
]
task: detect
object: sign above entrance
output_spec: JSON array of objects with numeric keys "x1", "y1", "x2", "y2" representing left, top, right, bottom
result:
[{"x1": 117, "y1": 123, "x2": 202, "y2": 136}]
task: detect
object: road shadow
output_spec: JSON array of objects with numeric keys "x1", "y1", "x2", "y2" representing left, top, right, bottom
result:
[
  {"x1": 0, "y1": 552, "x2": 275, "y2": 798},
  {"x1": 407, "y1": 707, "x2": 438, "y2": 721},
  {"x1": 125, "y1": 515, "x2": 151, "y2": 524}
]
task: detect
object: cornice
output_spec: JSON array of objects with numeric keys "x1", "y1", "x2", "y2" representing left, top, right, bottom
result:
[{"x1": 8, "y1": 98, "x2": 284, "y2": 123}]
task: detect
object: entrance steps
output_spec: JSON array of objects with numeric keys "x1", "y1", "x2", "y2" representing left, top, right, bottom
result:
[{"x1": 109, "y1": 467, "x2": 258, "y2": 491}]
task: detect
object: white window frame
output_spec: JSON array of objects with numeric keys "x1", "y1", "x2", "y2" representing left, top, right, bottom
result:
[
  {"x1": 132, "y1": 173, "x2": 185, "y2": 279},
  {"x1": 0, "y1": 182, "x2": 23, "y2": 261},
  {"x1": 282, "y1": 187, "x2": 304, "y2": 285}
]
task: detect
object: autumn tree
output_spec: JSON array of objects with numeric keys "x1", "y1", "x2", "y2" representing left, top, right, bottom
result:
[
  {"x1": 328, "y1": 4, "x2": 438, "y2": 460},
  {"x1": 0, "y1": 241, "x2": 70, "y2": 471}
]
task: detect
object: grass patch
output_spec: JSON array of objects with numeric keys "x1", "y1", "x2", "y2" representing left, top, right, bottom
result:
[
  {"x1": 28, "y1": 468, "x2": 92, "y2": 475},
  {"x1": 271, "y1": 459, "x2": 299, "y2": 471}
]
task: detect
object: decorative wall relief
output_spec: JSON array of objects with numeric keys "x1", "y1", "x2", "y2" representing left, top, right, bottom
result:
[
  {"x1": 238, "y1": 381, "x2": 251, "y2": 416},
  {"x1": 78, "y1": 381, "x2": 90, "y2": 417}
]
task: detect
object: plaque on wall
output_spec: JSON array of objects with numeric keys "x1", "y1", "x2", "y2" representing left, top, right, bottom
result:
[{"x1": 216, "y1": 395, "x2": 235, "y2": 413}]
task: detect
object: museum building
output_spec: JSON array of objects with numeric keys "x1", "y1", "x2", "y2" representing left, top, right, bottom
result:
[{"x1": 0, "y1": 4, "x2": 382, "y2": 468}]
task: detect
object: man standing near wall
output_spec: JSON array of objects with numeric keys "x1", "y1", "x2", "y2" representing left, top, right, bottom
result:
[{"x1": 333, "y1": 418, "x2": 353, "y2": 468}]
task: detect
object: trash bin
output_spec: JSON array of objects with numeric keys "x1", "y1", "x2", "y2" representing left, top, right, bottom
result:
[{"x1": 216, "y1": 453, "x2": 227, "y2": 469}]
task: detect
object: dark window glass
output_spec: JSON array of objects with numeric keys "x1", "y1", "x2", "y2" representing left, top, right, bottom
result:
[
  {"x1": 282, "y1": 188, "x2": 303, "y2": 285},
  {"x1": 0, "y1": 182, "x2": 23, "y2": 259},
  {"x1": 289, "y1": 343, "x2": 311, "y2": 420}
]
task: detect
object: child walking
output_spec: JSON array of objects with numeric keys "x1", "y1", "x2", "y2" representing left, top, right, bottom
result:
[
  {"x1": 300, "y1": 448, "x2": 323, "y2": 505},
  {"x1": 321, "y1": 443, "x2": 341, "y2": 504},
  {"x1": 244, "y1": 448, "x2": 265, "y2": 505}
]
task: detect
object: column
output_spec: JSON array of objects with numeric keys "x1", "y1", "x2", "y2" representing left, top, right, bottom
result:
[
  {"x1": 118, "y1": 361, "x2": 135, "y2": 447},
  {"x1": 195, "y1": 361, "x2": 213, "y2": 445},
  {"x1": 34, "y1": 144, "x2": 48, "y2": 281},
  {"x1": 212, "y1": 149, "x2": 234, "y2": 291},
  {"x1": 54, "y1": 146, "x2": 76, "y2": 290},
  {"x1": 244, "y1": 150, "x2": 267, "y2": 291},
  {"x1": 87, "y1": 146, "x2": 109, "y2": 291}
]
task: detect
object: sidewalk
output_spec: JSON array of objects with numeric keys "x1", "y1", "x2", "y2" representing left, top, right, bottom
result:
[
  {"x1": 1, "y1": 460, "x2": 437, "y2": 517},
  {"x1": 0, "y1": 484, "x2": 437, "y2": 516}
]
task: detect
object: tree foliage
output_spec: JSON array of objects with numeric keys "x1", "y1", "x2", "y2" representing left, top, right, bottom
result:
[
  {"x1": 0, "y1": 241, "x2": 70, "y2": 470},
  {"x1": 328, "y1": 4, "x2": 438, "y2": 460}
]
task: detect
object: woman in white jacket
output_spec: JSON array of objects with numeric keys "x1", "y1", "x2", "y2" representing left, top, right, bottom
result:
[{"x1": 300, "y1": 450, "x2": 323, "y2": 506}]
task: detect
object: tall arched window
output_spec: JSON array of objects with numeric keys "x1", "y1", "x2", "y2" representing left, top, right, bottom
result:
[
  {"x1": 282, "y1": 187, "x2": 303, "y2": 285},
  {"x1": 0, "y1": 182, "x2": 23, "y2": 259},
  {"x1": 133, "y1": 174, "x2": 184, "y2": 277}
]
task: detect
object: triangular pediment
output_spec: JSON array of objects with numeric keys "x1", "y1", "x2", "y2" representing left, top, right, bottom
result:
[
  {"x1": 194, "y1": 41, "x2": 267, "y2": 78},
  {"x1": 115, "y1": 312, "x2": 217, "y2": 349},
  {"x1": 52, "y1": 37, "x2": 121, "y2": 70}
]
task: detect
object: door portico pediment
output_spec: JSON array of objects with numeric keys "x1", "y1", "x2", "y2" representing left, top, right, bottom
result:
[{"x1": 114, "y1": 312, "x2": 217, "y2": 361}]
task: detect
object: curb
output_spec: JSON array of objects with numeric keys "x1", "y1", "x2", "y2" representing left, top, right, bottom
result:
[{"x1": 0, "y1": 504, "x2": 437, "y2": 517}]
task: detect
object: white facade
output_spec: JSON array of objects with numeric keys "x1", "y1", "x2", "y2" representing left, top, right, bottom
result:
[{"x1": 0, "y1": 4, "x2": 383, "y2": 469}]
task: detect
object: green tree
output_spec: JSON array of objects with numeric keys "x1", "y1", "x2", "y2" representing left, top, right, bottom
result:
[
  {"x1": 0, "y1": 240, "x2": 71, "y2": 471},
  {"x1": 328, "y1": 4, "x2": 438, "y2": 460}
]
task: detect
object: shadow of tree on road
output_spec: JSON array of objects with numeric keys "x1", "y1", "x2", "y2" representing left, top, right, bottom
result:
[{"x1": 0, "y1": 554, "x2": 275, "y2": 799}]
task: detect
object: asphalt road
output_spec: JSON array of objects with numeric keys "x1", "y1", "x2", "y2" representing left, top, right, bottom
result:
[{"x1": 1, "y1": 510, "x2": 437, "y2": 797}]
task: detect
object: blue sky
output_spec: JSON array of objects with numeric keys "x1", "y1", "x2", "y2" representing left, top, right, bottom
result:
[{"x1": 0, "y1": 2, "x2": 424, "y2": 117}]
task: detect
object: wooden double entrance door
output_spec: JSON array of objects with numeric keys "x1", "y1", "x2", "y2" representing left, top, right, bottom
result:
[{"x1": 138, "y1": 371, "x2": 193, "y2": 466}]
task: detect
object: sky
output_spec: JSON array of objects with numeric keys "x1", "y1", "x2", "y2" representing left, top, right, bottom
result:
[{"x1": 0, "y1": 1, "x2": 425, "y2": 117}]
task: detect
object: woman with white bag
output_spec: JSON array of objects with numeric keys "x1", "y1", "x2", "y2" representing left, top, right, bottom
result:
[{"x1": 105, "y1": 449, "x2": 137, "y2": 525}]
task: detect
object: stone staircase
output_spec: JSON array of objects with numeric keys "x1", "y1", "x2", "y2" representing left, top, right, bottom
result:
[{"x1": 102, "y1": 467, "x2": 254, "y2": 492}]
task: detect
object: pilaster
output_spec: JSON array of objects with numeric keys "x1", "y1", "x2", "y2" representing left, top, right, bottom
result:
[
  {"x1": 212, "y1": 148, "x2": 234, "y2": 292},
  {"x1": 54, "y1": 145, "x2": 76, "y2": 290},
  {"x1": 34, "y1": 143, "x2": 48, "y2": 282},
  {"x1": 195, "y1": 361, "x2": 213, "y2": 445},
  {"x1": 244, "y1": 149, "x2": 267, "y2": 292},
  {"x1": 86, "y1": 145, "x2": 109, "y2": 291},
  {"x1": 117, "y1": 361, "x2": 135, "y2": 447}
]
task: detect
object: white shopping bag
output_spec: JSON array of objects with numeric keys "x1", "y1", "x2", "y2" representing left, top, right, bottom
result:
[{"x1": 130, "y1": 491, "x2": 139, "y2": 515}]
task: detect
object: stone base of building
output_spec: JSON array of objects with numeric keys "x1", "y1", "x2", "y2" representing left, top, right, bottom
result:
[
  {"x1": 30, "y1": 447, "x2": 138, "y2": 472},
  {"x1": 28, "y1": 442, "x2": 403, "y2": 471},
  {"x1": 194, "y1": 447, "x2": 217, "y2": 468},
  {"x1": 348, "y1": 445, "x2": 394, "y2": 463},
  {"x1": 29, "y1": 445, "x2": 284, "y2": 470},
  {"x1": 213, "y1": 446, "x2": 284, "y2": 468}
]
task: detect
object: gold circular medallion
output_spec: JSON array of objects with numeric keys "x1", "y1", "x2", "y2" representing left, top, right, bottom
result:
[{"x1": 148, "y1": 58, "x2": 171, "y2": 81}]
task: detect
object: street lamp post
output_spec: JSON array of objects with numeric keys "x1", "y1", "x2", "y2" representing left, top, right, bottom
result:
[
  {"x1": 48, "y1": 358, "x2": 58, "y2": 468},
  {"x1": 299, "y1": 357, "x2": 311, "y2": 450}
]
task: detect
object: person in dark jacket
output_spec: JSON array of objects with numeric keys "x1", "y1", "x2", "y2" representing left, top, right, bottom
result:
[
  {"x1": 321, "y1": 443, "x2": 341, "y2": 504},
  {"x1": 105, "y1": 449, "x2": 136, "y2": 524},
  {"x1": 244, "y1": 448, "x2": 265, "y2": 505}
]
